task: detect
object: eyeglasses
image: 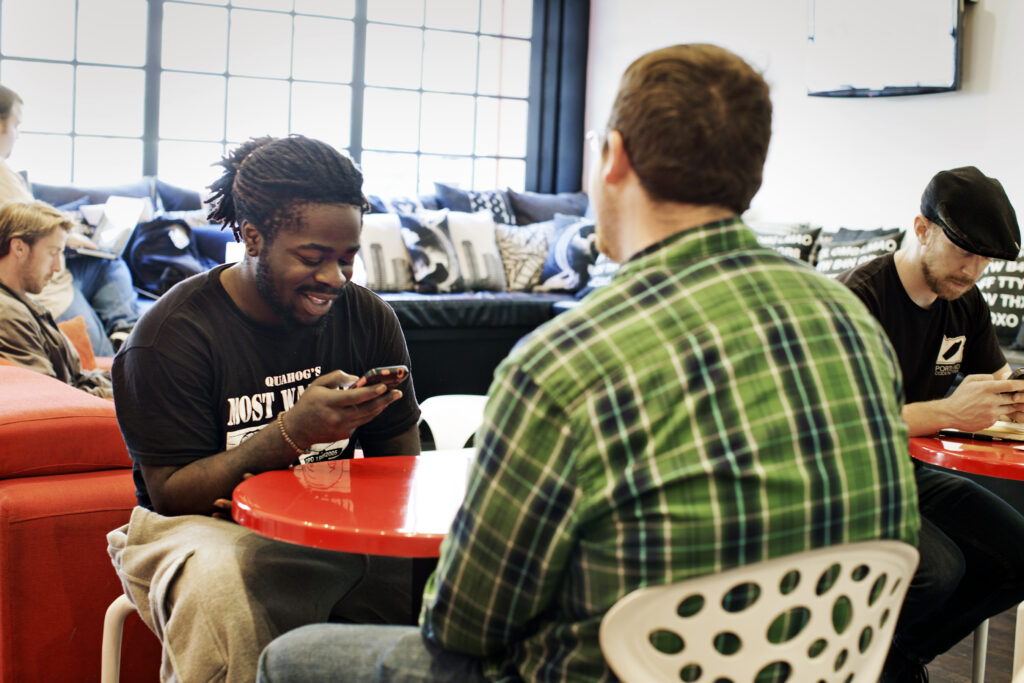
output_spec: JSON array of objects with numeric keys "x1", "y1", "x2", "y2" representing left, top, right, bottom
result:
[{"x1": 585, "y1": 129, "x2": 607, "y2": 151}]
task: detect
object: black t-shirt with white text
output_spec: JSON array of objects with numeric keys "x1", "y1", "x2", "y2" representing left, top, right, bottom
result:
[
  {"x1": 839, "y1": 253, "x2": 1004, "y2": 404},
  {"x1": 112, "y1": 264, "x2": 420, "y2": 509}
]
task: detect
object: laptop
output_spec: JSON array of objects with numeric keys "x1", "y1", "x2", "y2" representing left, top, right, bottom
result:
[{"x1": 70, "y1": 195, "x2": 153, "y2": 259}]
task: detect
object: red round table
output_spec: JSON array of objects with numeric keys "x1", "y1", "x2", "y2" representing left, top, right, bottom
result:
[
  {"x1": 910, "y1": 435, "x2": 1024, "y2": 482},
  {"x1": 232, "y1": 449, "x2": 473, "y2": 557}
]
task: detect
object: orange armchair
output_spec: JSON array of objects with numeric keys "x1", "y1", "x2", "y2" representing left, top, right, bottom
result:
[{"x1": 0, "y1": 364, "x2": 159, "y2": 682}]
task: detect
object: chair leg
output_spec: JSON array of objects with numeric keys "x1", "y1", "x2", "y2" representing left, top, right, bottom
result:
[
  {"x1": 973, "y1": 618, "x2": 989, "y2": 683},
  {"x1": 101, "y1": 594, "x2": 137, "y2": 683},
  {"x1": 1014, "y1": 603, "x2": 1024, "y2": 679}
]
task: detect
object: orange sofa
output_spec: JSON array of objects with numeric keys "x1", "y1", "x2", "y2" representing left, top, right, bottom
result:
[{"x1": 0, "y1": 363, "x2": 160, "y2": 682}]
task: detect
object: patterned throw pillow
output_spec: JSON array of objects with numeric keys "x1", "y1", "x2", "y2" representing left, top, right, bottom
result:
[
  {"x1": 359, "y1": 214, "x2": 415, "y2": 292},
  {"x1": 534, "y1": 214, "x2": 600, "y2": 293},
  {"x1": 814, "y1": 227, "x2": 905, "y2": 278},
  {"x1": 434, "y1": 182, "x2": 516, "y2": 225},
  {"x1": 495, "y1": 220, "x2": 551, "y2": 291},
  {"x1": 976, "y1": 257, "x2": 1024, "y2": 345},
  {"x1": 749, "y1": 222, "x2": 823, "y2": 264},
  {"x1": 443, "y1": 211, "x2": 508, "y2": 291},
  {"x1": 574, "y1": 253, "x2": 619, "y2": 300},
  {"x1": 398, "y1": 210, "x2": 464, "y2": 293}
]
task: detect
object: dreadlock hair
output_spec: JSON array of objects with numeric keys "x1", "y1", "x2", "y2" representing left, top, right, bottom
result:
[{"x1": 207, "y1": 134, "x2": 368, "y2": 242}]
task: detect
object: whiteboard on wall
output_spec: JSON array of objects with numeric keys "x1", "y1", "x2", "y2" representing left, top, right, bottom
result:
[{"x1": 807, "y1": 0, "x2": 962, "y2": 97}]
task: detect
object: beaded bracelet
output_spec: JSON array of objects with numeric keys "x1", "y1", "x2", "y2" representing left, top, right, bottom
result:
[{"x1": 277, "y1": 412, "x2": 305, "y2": 456}]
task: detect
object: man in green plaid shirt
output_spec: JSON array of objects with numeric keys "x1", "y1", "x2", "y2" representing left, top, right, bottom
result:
[{"x1": 258, "y1": 44, "x2": 920, "y2": 683}]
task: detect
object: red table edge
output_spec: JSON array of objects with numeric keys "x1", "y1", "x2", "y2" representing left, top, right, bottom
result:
[{"x1": 909, "y1": 435, "x2": 1024, "y2": 482}]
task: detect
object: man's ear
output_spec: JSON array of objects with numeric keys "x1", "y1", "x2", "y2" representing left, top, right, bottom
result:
[
  {"x1": 602, "y1": 130, "x2": 633, "y2": 185},
  {"x1": 240, "y1": 221, "x2": 263, "y2": 257},
  {"x1": 9, "y1": 237, "x2": 28, "y2": 259},
  {"x1": 913, "y1": 215, "x2": 933, "y2": 244}
]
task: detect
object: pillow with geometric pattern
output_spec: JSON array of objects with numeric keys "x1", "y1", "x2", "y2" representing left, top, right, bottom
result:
[
  {"x1": 495, "y1": 220, "x2": 551, "y2": 292},
  {"x1": 434, "y1": 182, "x2": 516, "y2": 225}
]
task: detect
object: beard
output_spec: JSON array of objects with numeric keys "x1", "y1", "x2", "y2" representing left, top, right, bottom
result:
[
  {"x1": 921, "y1": 256, "x2": 977, "y2": 301},
  {"x1": 255, "y1": 255, "x2": 335, "y2": 330}
]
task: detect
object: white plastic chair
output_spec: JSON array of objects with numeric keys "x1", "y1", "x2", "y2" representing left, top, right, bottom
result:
[
  {"x1": 599, "y1": 540, "x2": 919, "y2": 683},
  {"x1": 418, "y1": 394, "x2": 487, "y2": 451},
  {"x1": 101, "y1": 593, "x2": 137, "y2": 683}
]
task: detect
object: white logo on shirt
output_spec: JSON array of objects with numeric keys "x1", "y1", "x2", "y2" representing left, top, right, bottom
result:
[{"x1": 934, "y1": 335, "x2": 965, "y2": 376}]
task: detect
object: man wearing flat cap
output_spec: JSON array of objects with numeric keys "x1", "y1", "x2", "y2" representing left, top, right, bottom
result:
[{"x1": 840, "y1": 165, "x2": 1024, "y2": 682}]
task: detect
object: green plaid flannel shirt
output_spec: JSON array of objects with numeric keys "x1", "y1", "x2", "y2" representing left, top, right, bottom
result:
[{"x1": 420, "y1": 218, "x2": 920, "y2": 681}]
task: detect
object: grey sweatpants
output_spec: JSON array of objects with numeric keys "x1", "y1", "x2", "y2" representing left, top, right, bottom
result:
[{"x1": 108, "y1": 506, "x2": 413, "y2": 683}]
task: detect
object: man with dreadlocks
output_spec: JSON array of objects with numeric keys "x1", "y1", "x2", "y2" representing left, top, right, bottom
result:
[{"x1": 106, "y1": 135, "x2": 421, "y2": 683}]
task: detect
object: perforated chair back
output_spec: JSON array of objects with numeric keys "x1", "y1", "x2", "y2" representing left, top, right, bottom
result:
[{"x1": 599, "y1": 540, "x2": 918, "y2": 683}]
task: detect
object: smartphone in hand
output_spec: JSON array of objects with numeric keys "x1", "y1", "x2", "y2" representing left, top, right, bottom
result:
[
  {"x1": 345, "y1": 365, "x2": 409, "y2": 389},
  {"x1": 1011, "y1": 368, "x2": 1024, "y2": 380}
]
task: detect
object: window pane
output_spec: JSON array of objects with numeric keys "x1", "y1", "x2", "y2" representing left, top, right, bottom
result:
[
  {"x1": 226, "y1": 77, "x2": 290, "y2": 141},
  {"x1": 478, "y1": 37, "x2": 530, "y2": 97},
  {"x1": 293, "y1": 16, "x2": 353, "y2": 82},
  {"x1": 367, "y1": 0, "x2": 424, "y2": 26},
  {"x1": 7, "y1": 134, "x2": 72, "y2": 185},
  {"x1": 160, "y1": 73, "x2": 226, "y2": 140},
  {"x1": 291, "y1": 82, "x2": 350, "y2": 151},
  {"x1": 422, "y1": 30, "x2": 477, "y2": 93},
  {"x1": 420, "y1": 93, "x2": 474, "y2": 155},
  {"x1": 158, "y1": 140, "x2": 226, "y2": 194},
  {"x1": 480, "y1": 0, "x2": 531, "y2": 38},
  {"x1": 365, "y1": 24, "x2": 422, "y2": 89},
  {"x1": 424, "y1": 0, "x2": 478, "y2": 31},
  {"x1": 362, "y1": 88, "x2": 420, "y2": 152},
  {"x1": 75, "y1": 67, "x2": 145, "y2": 136},
  {"x1": 296, "y1": 0, "x2": 354, "y2": 18},
  {"x1": 162, "y1": 3, "x2": 228, "y2": 73},
  {"x1": 229, "y1": 10, "x2": 292, "y2": 78},
  {"x1": 472, "y1": 156, "x2": 525, "y2": 191},
  {"x1": 419, "y1": 154, "x2": 471, "y2": 195},
  {"x1": 0, "y1": 61, "x2": 73, "y2": 133},
  {"x1": 361, "y1": 151, "x2": 418, "y2": 197},
  {"x1": 0, "y1": 0, "x2": 74, "y2": 60},
  {"x1": 475, "y1": 97, "x2": 526, "y2": 157},
  {"x1": 77, "y1": 0, "x2": 147, "y2": 66},
  {"x1": 74, "y1": 136, "x2": 143, "y2": 185},
  {"x1": 233, "y1": 0, "x2": 292, "y2": 9}
]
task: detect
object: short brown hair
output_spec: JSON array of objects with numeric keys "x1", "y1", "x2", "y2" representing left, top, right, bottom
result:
[
  {"x1": 0, "y1": 200, "x2": 71, "y2": 258},
  {"x1": 0, "y1": 84, "x2": 23, "y2": 122},
  {"x1": 606, "y1": 44, "x2": 772, "y2": 214}
]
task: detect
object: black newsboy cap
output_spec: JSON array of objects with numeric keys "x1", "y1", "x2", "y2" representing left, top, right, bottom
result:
[{"x1": 921, "y1": 166, "x2": 1021, "y2": 260}]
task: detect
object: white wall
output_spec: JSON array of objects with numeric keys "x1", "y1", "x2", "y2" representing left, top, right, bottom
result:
[{"x1": 586, "y1": 0, "x2": 1024, "y2": 233}]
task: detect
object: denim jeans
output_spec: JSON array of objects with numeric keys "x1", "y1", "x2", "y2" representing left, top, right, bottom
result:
[
  {"x1": 60, "y1": 255, "x2": 141, "y2": 355},
  {"x1": 894, "y1": 465, "x2": 1024, "y2": 664},
  {"x1": 258, "y1": 624, "x2": 486, "y2": 683}
]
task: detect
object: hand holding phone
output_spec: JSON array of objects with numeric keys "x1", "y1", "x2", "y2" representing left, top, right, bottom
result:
[
  {"x1": 345, "y1": 365, "x2": 409, "y2": 390},
  {"x1": 1011, "y1": 368, "x2": 1024, "y2": 380}
]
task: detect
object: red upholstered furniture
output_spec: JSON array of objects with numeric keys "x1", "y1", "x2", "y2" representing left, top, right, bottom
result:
[{"x1": 0, "y1": 364, "x2": 160, "y2": 682}]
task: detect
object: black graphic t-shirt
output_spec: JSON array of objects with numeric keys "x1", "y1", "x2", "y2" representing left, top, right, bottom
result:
[
  {"x1": 113, "y1": 264, "x2": 420, "y2": 509},
  {"x1": 839, "y1": 253, "x2": 1005, "y2": 404}
]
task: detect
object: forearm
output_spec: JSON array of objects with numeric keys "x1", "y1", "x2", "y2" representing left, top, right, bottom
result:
[
  {"x1": 901, "y1": 400, "x2": 959, "y2": 437},
  {"x1": 143, "y1": 415, "x2": 298, "y2": 516}
]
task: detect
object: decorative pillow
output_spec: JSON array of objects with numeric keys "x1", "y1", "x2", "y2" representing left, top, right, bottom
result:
[
  {"x1": 56, "y1": 315, "x2": 97, "y2": 370},
  {"x1": 814, "y1": 227, "x2": 905, "y2": 278},
  {"x1": 749, "y1": 222, "x2": 823, "y2": 264},
  {"x1": 976, "y1": 257, "x2": 1024, "y2": 345},
  {"x1": 398, "y1": 210, "x2": 464, "y2": 293},
  {"x1": 367, "y1": 193, "x2": 425, "y2": 215},
  {"x1": 575, "y1": 253, "x2": 620, "y2": 300},
  {"x1": 434, "y1": 182, "x2": 516, "y2": 225},
  {"x1": 443, "y1": 211, "x2": 507, "y2": 291},
  {"x1": 534, "y1": 213, "x2": 600, "y2": 293},
  {"x1": 506, "y1": 188, "x2": 589, "y2": 226},
  {"x1": 359, "y1": 213, "x2": 415, "y2": 292},
  {"x1": 495, "y1": 220, "x2": 551, "y2": 291}
]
